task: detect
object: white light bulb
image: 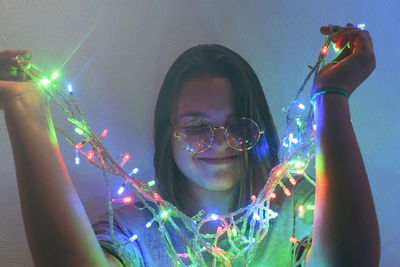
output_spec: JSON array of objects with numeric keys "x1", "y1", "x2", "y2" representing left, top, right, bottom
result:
[
  {"x1": 210, "y1": 214, "x2": 218, "y2": 220},
  {"x1": 146, "y1": 218, "x2": 156, "y2": 228},
  {"x1": 128, "y1": 167, "x2": 139, "y2": 176},
  {"x1": 130, "y1": 234, "x2": 138, "y2": 241},
  {"x1": 117, "y1": 186, "x2": 125, "y2": 195},
  {"x1": 74, "y1": 149, "x2": 80, "y2": 165},
  {"x1": 253, "y1": 213, "x2": 261, "y2": 221},
  {"x1": 283, "y1": 142, "x2": 289, "y2": 148}
]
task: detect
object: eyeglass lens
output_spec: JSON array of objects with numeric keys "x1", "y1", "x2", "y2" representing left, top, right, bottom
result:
[{"x1": 175, "y1": 118, "x2": 261, "y2": 153}]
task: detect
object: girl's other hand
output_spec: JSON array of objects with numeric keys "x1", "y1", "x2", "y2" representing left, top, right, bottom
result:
[
  {"x1": 314, "y1": 23, "x2": 376, "y2": 97},
  {"x1": 0, "y1": 49, "x2": 46, "y2": 113}
]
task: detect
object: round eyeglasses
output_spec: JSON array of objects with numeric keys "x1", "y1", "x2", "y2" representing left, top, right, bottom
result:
[{"x1": 173, "y1": 117, "x2": 264, "y2": 153}]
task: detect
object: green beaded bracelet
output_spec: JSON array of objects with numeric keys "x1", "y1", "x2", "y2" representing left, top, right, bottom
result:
[{"x1": 311, "y1": 89, "x2": 349, "y2": 105}]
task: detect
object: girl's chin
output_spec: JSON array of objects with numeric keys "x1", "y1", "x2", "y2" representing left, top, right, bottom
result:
[{"x1": 196, "y1": 176, "x2": 241, "y2": 192}]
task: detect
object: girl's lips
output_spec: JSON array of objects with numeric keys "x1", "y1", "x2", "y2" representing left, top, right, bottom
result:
[{"x1": 198, "y1": 156, "x2": 238, "y2": 164}]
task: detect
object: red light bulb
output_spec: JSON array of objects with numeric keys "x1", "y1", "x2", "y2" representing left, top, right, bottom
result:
[
  {"x1": 321, "y1": 46, "x2": 328, "y2": 55},
  {"x1": 122, "y1": 196, "x2": 133, "y2": 205}
]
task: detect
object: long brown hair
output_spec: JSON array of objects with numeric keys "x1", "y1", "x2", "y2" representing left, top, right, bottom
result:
[{"x1": 153, "y1": 44, "x2": 279, "y2": 210}]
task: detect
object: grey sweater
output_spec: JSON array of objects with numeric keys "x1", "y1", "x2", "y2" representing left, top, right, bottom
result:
[{"x1": 93, "y1": 179, "x2": 314, "y2": 266}]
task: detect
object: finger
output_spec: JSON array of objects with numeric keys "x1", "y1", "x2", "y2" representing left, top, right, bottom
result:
[
  {"x1": 0, "y1": 49, "x2": 16, "y2": 61},
  {"x1": 334, "y1": 29, "x2": 358, "y2": 50},
  {"x1": 362, "y1": 29, "x2": 374, "y2": 50},
  {"x1": 14, "y1": 49, "x2": 32, "y2": 60},
  {"x1": 29, "y1": 69, "x2": 41, "y2": 79},
  {"x1": 320, "y1": 25, "x2": 341, "y2": 35},
  {"x1": 334, "y1": 29, "x2": 373, "y2": 54},
  {"x1": 0, "y1": 79, "x2": 18, "y2": 90},
  {"x1": 321, "y1": 24, "x2": 360, "y2": 39},
  {"x1": 330, "y1": 43, "x2": 353, "y2": 64},
  {"x1": 9, "y1": 57, "x2": 31, "y2": 69},
  {"x1": 330, "y1": 22, "x2": 367, "y2": 42}
]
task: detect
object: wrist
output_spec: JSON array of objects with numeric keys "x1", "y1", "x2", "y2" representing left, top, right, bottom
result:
[
  {"x1": 5, "y1": 96, "x2": 52, "y2": 131},
  {"x1": 311, "y1": 89, "x2": 349, "y2": 105}
]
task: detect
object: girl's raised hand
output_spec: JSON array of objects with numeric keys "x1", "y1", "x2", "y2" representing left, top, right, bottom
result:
[
  {"x1": 0, "y1": 48, "x2": 31, "y2": 81},
  {"x1": 314, "y1": 23, "x2": 376, "y2": 97}
]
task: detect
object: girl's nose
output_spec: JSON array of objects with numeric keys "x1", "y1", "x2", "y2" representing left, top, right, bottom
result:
[{"x1": 211, "y1": 127, "x2": 228, "y2": 149}]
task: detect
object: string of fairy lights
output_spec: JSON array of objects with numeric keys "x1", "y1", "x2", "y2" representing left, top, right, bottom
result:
[{"x1": 15, "y1": 24, "x2": 364, "y2": 266}]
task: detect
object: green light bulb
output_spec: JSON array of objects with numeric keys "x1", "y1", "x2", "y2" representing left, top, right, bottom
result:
[
  {"x1": 294, "y1": 160, "x2": 305, "y2": 169},
  {"x1": 39, "y1": 78, "x2": 50, "y2": 86},
  {"x1": 75, "y1": 128, "x2": 84, "y2": 135},
  {"x1": 332, "y1": 43, "x2": 340, "y2": 53},
  {"x1": 51, "y1": 72, "x2": 59, "y2": 80},
  {"x1": 232, "y1": 228, "x2": 237, "y2": 237}
]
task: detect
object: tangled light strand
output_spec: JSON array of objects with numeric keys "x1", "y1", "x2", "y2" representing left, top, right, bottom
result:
[{"x1": 15, "y1": 25, "x2": 345, "y2": 266}]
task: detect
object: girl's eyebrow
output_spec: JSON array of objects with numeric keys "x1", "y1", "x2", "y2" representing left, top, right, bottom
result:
[
  {"x1": 179, "y1": 112, "x2": 237, "y2": 119},
  {"x1": 179, "y1": 112, "x2": 209, "y2": 118}
]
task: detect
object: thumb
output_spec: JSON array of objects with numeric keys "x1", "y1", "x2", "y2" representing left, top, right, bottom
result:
[{"x1": 0, "y1": 79, "x2": 17, "y2": 91}]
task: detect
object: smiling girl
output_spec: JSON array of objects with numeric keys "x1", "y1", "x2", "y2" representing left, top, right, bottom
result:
[{"x1": 0, "y1": 24, "x2": 380, "y2": 266}]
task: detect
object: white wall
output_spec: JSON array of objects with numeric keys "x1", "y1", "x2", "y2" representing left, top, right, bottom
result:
[{"x1": 0, "y1": 0, "x2": 398, "y2": 266}]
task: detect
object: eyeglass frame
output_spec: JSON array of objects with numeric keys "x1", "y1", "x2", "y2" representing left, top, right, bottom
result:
[{"x1": 172, "y1": 117, "x2": 264, "y2": 154}]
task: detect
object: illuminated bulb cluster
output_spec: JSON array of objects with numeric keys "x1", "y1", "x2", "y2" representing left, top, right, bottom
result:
[{"x1": 23, "y1": 26, "x2": 338, "y2": 265}]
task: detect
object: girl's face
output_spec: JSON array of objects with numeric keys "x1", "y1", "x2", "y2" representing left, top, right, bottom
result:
[{"x1": 172, "y1": 77, "x2": 244, "y2": 192}]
